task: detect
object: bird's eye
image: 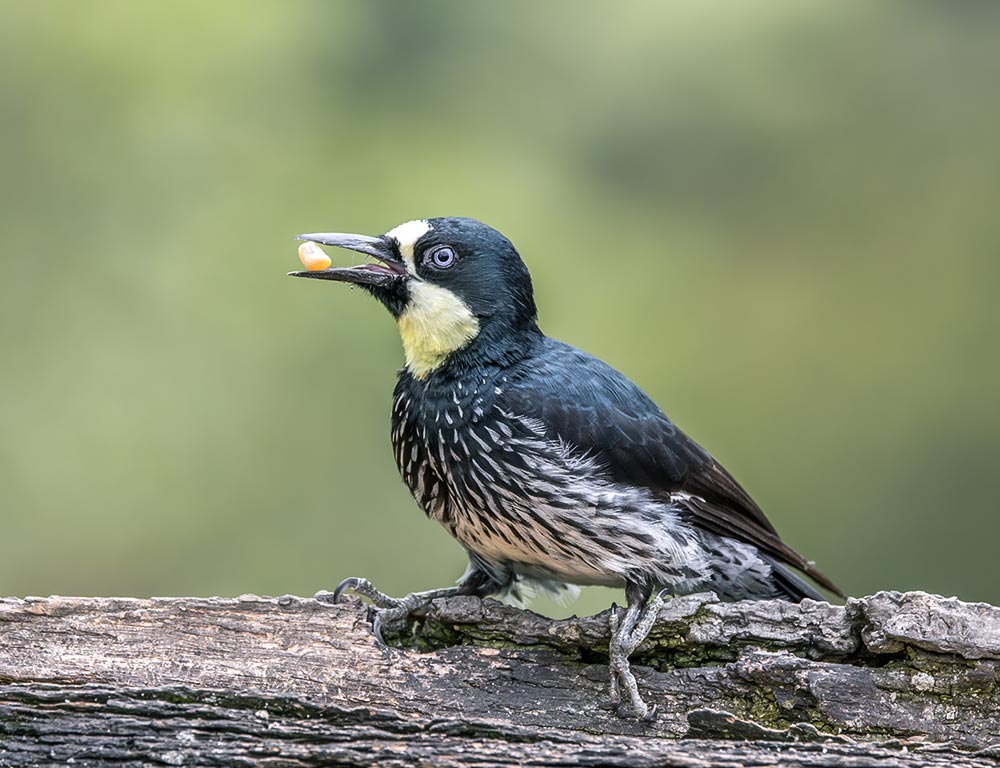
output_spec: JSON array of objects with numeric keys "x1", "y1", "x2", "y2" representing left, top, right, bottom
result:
[{"x1": 427, "y1": 245, "x2": 457, "y2": 269}]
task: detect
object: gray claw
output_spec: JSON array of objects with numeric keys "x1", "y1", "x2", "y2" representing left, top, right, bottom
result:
[
  {"x1": 369, "y1": 606, "x2": 388, "y2": 648},
  {"x1": 333, "y1": 577, "x2": 362, "y2": 603}
]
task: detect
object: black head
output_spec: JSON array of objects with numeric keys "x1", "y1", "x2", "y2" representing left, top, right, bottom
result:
[{"x1": 290, "y1": 217, "x2": 540, "y2": 377}]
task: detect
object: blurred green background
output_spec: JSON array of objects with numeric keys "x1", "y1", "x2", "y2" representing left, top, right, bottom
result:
[{"x1": 1, "y1": 1, "x2": 998, "y2": 615}]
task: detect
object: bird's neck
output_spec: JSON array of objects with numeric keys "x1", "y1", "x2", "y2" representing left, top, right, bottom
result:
[
  {"x1": 442, "y1": 317, "x2": 543, "y2": 377},
  {"x1": 400, "y1": 317, "x2": 542, "y2": 385}
]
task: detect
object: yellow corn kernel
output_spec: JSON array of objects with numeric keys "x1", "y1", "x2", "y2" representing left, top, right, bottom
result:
[{"x1": 297, "y1": 241, "x2": 332, "y2": 271}]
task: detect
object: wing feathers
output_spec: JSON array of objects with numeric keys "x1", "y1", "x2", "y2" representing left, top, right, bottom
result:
[{"x1": 504, "y1": 338, "x2": 845, "y2": 599}]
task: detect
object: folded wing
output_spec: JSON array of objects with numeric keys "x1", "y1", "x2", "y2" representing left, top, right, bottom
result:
[{"x1": 501, "y1": 339, "x2": 844, "y2": 598}]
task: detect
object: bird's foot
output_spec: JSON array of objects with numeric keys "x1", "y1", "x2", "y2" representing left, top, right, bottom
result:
[
  {"x1": 318, "y1": 577, "x2": 461, "y2": 648},
  {"x1": 317, "y1": 576, "x2": 401, "y2": 609},
  {"x1": 608, "y1": 589, "x2": 668, "y2": 720}
]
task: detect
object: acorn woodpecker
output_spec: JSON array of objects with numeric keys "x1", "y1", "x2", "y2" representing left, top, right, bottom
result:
[{"x1": 289, "y1": 217, "x2": 843, "y2": 719}]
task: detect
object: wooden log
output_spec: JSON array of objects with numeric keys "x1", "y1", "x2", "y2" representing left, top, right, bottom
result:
[{"x1": 1, "y1": 591, "x2": 998, "y2": 766}]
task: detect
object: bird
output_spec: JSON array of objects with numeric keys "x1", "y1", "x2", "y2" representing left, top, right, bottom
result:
[{"x1": 289, "y1": 216, "x2": 843, "y2": 719}]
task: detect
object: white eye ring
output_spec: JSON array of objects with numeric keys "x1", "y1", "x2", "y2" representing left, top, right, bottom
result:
[{"x1": 428, "y1": 246, "x2": 456, "y2": 269}]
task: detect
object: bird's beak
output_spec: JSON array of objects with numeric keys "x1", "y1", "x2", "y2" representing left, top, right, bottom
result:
[{"x1": 288, "y1": 232, "x2": 409, "y2": 287}]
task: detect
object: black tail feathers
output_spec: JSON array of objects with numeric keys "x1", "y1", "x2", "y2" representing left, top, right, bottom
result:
[{"x1": 763, "y1": 555, "x2": 827, "y2": 602}]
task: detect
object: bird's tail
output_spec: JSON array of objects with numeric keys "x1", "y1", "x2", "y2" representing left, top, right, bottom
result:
[{"x1": 762, "y1": 555, "x2": 826, "y2": 602}]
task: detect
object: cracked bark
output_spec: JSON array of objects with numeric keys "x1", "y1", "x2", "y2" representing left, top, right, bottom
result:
[{"x1": 1, "y1": 591, "x2": 999, "y2": 766}]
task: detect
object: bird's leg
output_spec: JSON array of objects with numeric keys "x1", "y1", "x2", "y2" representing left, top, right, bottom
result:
[
  {"x1": 608, "y1": 604, "x2": 622, "y2": 705},
  {"x1": 608, "y1": 584, "x2": 668, "y2": 720},
  {"x1": 317, "y1": 577, "x2": 461, "y2": 647},
  {"x1": 608, "y1": 600, "x2": 647, "y2": 718}
]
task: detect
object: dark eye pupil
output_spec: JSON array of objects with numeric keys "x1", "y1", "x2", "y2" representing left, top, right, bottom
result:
[{"x1": 431, "y1": 247, "x2": 455, "y2": 268}]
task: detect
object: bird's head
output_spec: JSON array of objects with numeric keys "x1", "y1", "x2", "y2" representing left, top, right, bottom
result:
[{"x1": 289, "y1": 217, "x2": 538, "y2": 378}]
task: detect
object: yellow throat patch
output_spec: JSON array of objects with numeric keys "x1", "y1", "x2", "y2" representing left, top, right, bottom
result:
[{"x1": 397, "y1": 281, "x2": 480, "y2": 378}]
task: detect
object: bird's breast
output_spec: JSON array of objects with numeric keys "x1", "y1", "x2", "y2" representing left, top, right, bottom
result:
[{"x1": 390, "y1": 372, "x2": 502, "y2": 525}]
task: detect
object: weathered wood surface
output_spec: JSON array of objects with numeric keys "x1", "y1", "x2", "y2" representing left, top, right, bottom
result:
[{"x1": 1, "y1": 590, "x2": 998, "y2": 766}]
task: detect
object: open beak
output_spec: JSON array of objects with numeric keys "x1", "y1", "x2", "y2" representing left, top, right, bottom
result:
[{"x1": 288, "y1": 232, "x2": 408, "y2": 287}]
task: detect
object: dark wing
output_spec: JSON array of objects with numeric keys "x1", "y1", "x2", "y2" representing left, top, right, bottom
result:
[{"x1": 501, "y1": 338, "x2": 843, "y2": 598}]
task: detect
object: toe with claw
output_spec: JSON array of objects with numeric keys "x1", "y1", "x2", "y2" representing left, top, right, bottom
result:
[
  {"x1": 316, "y1": 577, "x2": 402, "y2": 609},
  {"x1": 317, "y1": 577, "x2": 463, "y2": 647}
]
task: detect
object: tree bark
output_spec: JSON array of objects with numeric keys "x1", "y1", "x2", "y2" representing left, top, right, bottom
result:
[{"x1": 1, "y1": 590, "x2": 998, "y2": 766}]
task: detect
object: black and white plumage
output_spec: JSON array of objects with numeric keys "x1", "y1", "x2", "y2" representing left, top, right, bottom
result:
[
  {"x1": 390, "y1": 342, "x2": 819, "y2": 603},
  {"x1": 290, "y1": 216, "x2": 843, "y2": 718}
]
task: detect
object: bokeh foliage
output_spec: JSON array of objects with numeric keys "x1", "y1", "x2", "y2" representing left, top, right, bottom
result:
[{"x1": 1, "y1": 1, "x2": 998, "y2": 614}]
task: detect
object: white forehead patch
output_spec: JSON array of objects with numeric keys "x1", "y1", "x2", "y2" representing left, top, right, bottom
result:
[{"x1": 385, "y1": 219, "x2": 431, "y2": 275}]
